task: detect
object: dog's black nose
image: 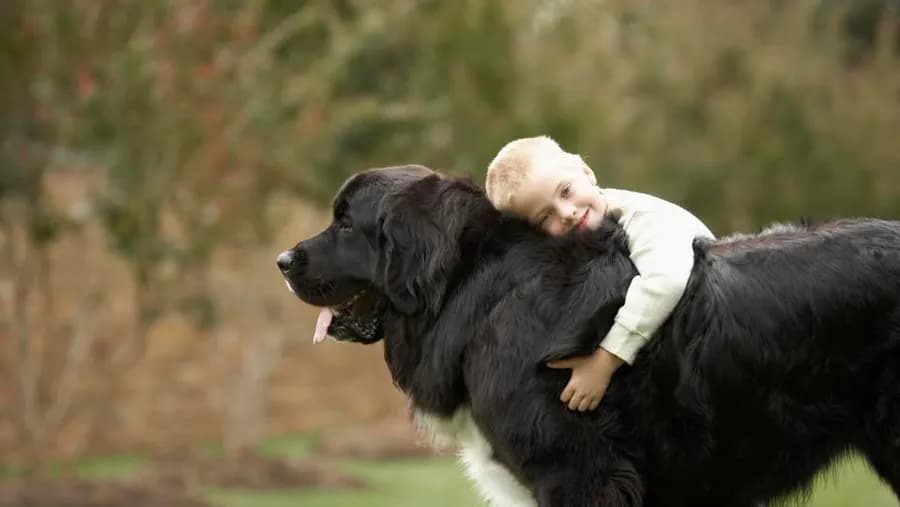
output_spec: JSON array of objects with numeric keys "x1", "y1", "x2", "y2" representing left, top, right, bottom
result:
[{"x1": 276, "y1": 251, "x2": 294, "y2": 273}]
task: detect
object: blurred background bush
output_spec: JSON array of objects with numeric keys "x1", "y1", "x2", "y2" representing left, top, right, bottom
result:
[{"x1": 1, "y1": 0, "x2": 898, "y2": 505}]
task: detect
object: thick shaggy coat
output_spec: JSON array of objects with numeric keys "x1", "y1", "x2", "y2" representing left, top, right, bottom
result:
[{"x1": 277, "y1": 166, "x2": 900, "y2": 507}]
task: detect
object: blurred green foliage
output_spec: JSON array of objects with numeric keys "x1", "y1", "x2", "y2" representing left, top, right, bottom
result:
[{"x1": 1, "y1": 0, "x2": 898, "y2": 313}]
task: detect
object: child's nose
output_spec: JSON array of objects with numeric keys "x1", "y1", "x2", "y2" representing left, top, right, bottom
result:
[{"x1": 557, "y1": 204, "x2": 577, "y2": 223}]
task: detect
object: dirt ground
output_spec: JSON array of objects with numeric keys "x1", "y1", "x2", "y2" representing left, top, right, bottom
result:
[
  {"x1": 0, "y1": 420, "x2": 441, "y2": 506},
  {"x1": 0, "y1": 452, "x2": 367, "y2": 507}
]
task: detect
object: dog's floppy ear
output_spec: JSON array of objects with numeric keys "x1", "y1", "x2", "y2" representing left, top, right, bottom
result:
[{"x1": 378, "y1": 175, "x2": 461, "y2": 315}]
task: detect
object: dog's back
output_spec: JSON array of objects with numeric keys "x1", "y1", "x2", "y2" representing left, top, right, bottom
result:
[
  {"x1": 665, "y1": 218, "x2": 900, "y2": 503},
  {"x1": 454, "y1": 217, "x2": 900, "y2": 506}
]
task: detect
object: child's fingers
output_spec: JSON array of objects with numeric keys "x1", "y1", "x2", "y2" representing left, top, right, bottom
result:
[
  {"x1": 588, "y1": 398, "x2": 601, "y2": 411},
  {"x1": 547, "y1": 358, "x2": 576, "y2": 369},
  {"x1": 577, "y1": 397, "x2": 593, "y2": 412},
  {"x1": 568, "y1": 393, "x2": 584, "y2": 410},
  {"x1": 560, "y1": 384, "x2": 575, "y2": 403}
]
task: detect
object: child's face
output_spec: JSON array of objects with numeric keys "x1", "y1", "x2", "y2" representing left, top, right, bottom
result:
[{"x1": 507, "y1": 154, "x2": 608, "y2": 236}]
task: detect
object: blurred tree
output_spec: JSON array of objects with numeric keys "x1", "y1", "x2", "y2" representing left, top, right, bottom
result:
[
  {"x1": 0, "y1": 0, "x2": 102, "y2": 486},
  {"x1": 817, "y1": 0, "x2": 900, "y2": 64},
  {"x1": 0, "y1": 0, "x2": 898, "y2": 468}
]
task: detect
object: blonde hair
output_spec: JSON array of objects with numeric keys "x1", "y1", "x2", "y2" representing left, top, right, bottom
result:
[{"x1": 485, "y1": 136, "x2": 595, "y2": 211}]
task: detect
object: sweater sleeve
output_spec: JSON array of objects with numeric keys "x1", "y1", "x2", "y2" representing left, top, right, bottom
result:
[{"x1": 599, "y1": 210, "x2": 703, "y2": 364}]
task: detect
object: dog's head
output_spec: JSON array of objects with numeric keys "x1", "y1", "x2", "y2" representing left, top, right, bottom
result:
[{"x1": 277, "y1": 165, "x2": 492, "y2": 344}]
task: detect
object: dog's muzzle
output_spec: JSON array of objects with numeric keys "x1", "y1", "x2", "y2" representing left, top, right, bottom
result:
[
  {"x1": 276, "y1": 251, "x2": 292, "y2": 273},
  {"x1": 277, "y1": 249, "x2": 308, "y2": 298},
  {"x1": 276, "y1": 248, "x2": 307, "y2": 275}
]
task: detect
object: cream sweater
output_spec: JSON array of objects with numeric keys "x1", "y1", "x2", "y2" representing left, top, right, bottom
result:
[{"x1": 598, "y1": 188, "x2": 715, "y2": 364}]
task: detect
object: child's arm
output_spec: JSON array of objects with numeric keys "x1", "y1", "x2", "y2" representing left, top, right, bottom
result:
[
  {"x1": 600, "y1": 210, "x2": 707, "y2": 365},
  {"x1": 548, "y1": 210, "x2": 712, "y2": 411}
]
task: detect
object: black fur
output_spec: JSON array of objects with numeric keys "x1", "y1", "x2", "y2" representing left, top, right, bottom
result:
[{"x1": 279, "y1": 166, "x2": 900, "y2": 507}]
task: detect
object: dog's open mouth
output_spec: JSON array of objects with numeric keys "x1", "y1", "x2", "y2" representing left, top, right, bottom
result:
[{"x1": 312, "y1": 286, "x2": 386, "y2": 344}]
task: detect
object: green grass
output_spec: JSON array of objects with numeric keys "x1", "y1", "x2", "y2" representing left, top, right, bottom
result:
[
  {"x1": 4, "y1": 433, "x2": 898, "y2": 507},
  {"x1": 73, "y1": 452, "x2": 149, "y2": 480},
  {"x1": 256, "y1": 433, "x2": 318, "y2": 459},
  {"x1": 0, "y1": 452, "x2": 150, "y2": 481},
  {"x1": 799, "y1": 458, "x2": 898, "y2": 507},
  {"x1": 195, "y1": 433, "x2": 318, "y2": 460},
  {"x1": 208, "y1": 433, "x2": 484, "y2": 506},
  {"x1": 206, "y1": 454, "x2": 900, "y2": 507},
  {"x1": 206, "y1": 457, "x2": 484, "y2": 507}
]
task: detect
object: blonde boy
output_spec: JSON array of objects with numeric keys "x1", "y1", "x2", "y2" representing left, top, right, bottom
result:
[{"x1": 485, "y1": 136, "x2": 715, "y2": 411}]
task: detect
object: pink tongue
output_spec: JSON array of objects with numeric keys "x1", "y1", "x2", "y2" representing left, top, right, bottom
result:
[{"x1": 313, "y1": 308, "x2": 334, "y2": 344}]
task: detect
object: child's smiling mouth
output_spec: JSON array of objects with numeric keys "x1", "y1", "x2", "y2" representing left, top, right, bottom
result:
[{"x1": 575, "y1": 210, "x2": 589, "y2": 231}]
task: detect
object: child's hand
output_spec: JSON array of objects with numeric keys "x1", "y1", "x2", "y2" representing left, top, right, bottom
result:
[{"x1": 546, "y1": 348, "x2": 624, "y2": 411}]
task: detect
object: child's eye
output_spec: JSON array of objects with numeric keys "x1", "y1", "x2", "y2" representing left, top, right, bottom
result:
[{"x1": 561, "y1": 184, "x2": 570, "y2": 198}]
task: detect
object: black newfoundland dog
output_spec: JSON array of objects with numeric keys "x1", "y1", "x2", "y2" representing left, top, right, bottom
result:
[{"x1": 277, "y1": 165, "x2": 900, "y2": 507}]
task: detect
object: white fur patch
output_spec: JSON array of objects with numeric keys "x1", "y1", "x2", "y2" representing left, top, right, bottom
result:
[
  {"x1": 413, "y1": 408, "x2": 536, "y2": 507},
  {"x1": 760, "y1": 222, "x2": 802, "y2": 235},
  {"x1": 284, "y1": 280, "x2": 295, "y2": 294},
  {"x1": 718, "y1": 221, "x2": 803, "y2": 244}
]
